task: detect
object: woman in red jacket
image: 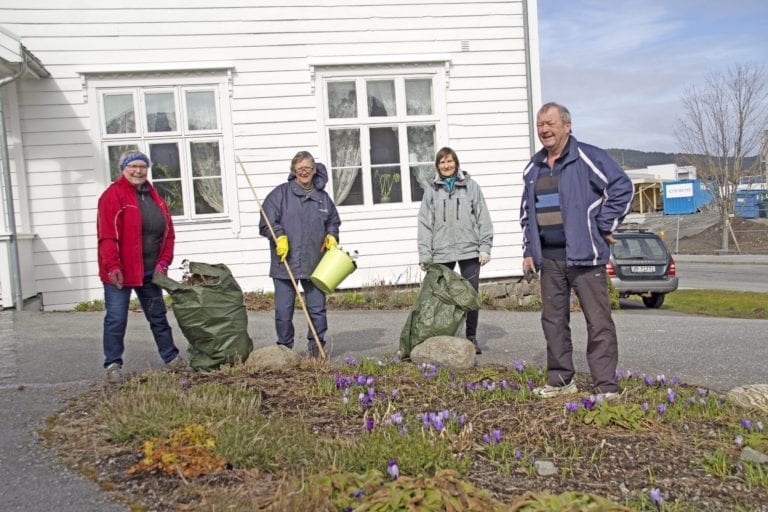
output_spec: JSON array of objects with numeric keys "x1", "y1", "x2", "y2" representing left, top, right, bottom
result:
[{"x1": 97, "y1": 150, "x2": 187, "y2": 383}]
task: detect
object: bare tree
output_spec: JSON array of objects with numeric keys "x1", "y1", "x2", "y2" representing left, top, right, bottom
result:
[{"x1": 676, "y1": 63, "x2": 768, "y2": 252}]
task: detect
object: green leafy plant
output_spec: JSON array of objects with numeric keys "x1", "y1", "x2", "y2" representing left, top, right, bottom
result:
[
  {"x1": 580, "y1": 402, "x2": 646, "y2": 430},
  {"x1": 375, "y1": 170, "x2": 401, "y2": 200}
]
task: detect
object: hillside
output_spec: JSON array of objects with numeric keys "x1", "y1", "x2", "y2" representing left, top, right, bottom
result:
[{"x1": 606, "y1": 148, "x2": 760, "y2": 171}]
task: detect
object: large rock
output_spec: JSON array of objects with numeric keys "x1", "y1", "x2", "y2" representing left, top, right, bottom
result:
[
  {"x1": 410, "y1": 336, "x2": 476, "y2": 369},
  {"x1": 727, "y1": 384, "x2": 768, "y2": 414},
  {"x1": 244, "y1": 345, "x2": 302, "y2": 371}
]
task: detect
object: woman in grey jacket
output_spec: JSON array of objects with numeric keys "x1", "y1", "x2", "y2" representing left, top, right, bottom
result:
[{"x1": 417, "y1": 147, "x2": 493, "y2": 354}]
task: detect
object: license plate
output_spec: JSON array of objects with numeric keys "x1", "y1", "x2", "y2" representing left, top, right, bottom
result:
[{"x1": 630, "y1": 265, "x2": 656, "y2": 273}]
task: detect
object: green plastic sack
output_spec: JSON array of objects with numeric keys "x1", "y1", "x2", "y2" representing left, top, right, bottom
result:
[
  {"x1": 153, "y1": 262, "x2": 253, "y2": 371},
  {"x1": 399, "y1": 263, "x2": 481, "y2": 359}
]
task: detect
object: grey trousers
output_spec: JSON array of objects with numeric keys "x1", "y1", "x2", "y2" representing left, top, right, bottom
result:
[{"x1": 540, "y1": 258, "x2": 619, "y2": 393}]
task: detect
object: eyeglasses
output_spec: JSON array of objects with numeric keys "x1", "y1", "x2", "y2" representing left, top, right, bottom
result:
[
  {"x1": 125, "y1": 164, "x2": 148, "y2": 170},
  {"x1": 295, "y1": 166, "x2": 314, "y2": 173}
]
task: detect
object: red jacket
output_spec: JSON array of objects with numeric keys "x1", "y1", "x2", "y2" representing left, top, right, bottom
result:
[{"x1": 97, "y1": 176, "x2": 175, "y2": 287}]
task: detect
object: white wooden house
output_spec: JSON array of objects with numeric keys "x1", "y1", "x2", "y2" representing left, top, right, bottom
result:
[{"x1": 0, "y1": 0, "x2": 542, "y2": 311}]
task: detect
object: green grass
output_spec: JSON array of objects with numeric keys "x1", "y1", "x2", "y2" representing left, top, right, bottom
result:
[{"x1": 630, "y1": 289, "x2": 768, "y2": 319}]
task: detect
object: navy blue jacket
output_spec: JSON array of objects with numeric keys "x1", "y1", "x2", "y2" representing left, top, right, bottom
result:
[
  {"x1": 520, "y1": 136, "x2": 633, "y2": 269},
  {"x1": 259, "y1": 163, "x2": 341, "y2": 279}
]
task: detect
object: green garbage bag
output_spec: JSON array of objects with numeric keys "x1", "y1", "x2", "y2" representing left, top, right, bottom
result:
[
  {"x1": 153, "y1": 261, "x2": 253, "y2": 371},
  {"x1": 399, "y1": 264, "x2": 481, "y2": 359}
]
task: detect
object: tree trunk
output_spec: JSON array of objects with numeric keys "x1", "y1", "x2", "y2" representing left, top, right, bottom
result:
[{"x1": 720, "y1": 214, "x2": 730, "y2": 252}]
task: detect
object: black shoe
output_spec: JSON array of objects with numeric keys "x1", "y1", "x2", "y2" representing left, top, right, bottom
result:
[{"x1": 467, "y1": 336, "x2": 482, "y2": 355}]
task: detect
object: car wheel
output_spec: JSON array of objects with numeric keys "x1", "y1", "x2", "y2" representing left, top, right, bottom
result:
[{"x1": 642, "y1": 293, "x2": 665, "y2": 309}]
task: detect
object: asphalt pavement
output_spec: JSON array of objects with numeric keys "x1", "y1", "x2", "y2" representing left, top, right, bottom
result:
[{"x1": 2, "y1": 256, "x2": 767, "y2": 511}]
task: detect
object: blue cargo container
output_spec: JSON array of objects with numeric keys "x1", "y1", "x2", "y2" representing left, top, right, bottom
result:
[
  {"x1": 662, "y1": 179, "x2": 714, "y2": 215},
  {"x1": 734, "y1": 190, "x2": 767, "y2": 219}
]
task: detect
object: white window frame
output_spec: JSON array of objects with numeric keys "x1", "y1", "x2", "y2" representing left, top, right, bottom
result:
[
  {"x1": 313, "y1": 61, "x2": 449, "y2": 212},
  {"x1": 83, "y1": 69, "x2": 238, "y2": 229}
]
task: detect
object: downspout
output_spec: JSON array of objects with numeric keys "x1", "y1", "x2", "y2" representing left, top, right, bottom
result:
[
  {"x1": 522, "y1": 0, "x2": 537, "y2": 154},
  {"x1": 0, "y1": 52, "x2": 27, "y2": 310}
]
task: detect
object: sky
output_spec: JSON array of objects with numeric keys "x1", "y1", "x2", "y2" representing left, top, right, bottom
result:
[{"x1": 536, "y1": 0, "x2": 768, "y2": 153}]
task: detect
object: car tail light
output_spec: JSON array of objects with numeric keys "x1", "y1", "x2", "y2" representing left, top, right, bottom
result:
[
  {"x1": 606, "y1": 261, "x2": 616, "y2": 277},
  {"x1": 668, "y1": 257, "x2": 676, "y2": 277}
]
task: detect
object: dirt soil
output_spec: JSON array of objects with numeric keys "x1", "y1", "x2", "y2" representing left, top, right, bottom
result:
[
  {"x1": 45, "y1": 366, "x2": 768, "y2": 511},
  {"x1": 626, "y1": 211, "x2": 768, "y2": 255}
]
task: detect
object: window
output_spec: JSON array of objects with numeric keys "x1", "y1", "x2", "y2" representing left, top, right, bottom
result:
[
  {"x1": 320, "y1": 67, "x2": 446, "y2": 206},
  {"x1": 98, "y1": 85, "x2": 227, "y2": 220}
]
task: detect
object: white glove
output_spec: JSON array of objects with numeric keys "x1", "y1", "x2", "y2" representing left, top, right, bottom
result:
[
  {"x1": 419, "y1": 262, "x2": 428, "y2": 271},
  {"x1": 479, "y1": 252, "x2": 490, "y2": 266}
]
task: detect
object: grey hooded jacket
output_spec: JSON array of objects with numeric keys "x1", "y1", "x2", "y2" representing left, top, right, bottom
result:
[
  {"x1": 417, "y1": 169, "x2": 493, "y2": 264},
  {"x1": 259, "y1": 163, "x2": 341, "y2": 279}
]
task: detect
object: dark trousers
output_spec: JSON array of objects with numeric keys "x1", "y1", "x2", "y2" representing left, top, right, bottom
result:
[
  {"x1": 440, "y1": 258, "x2": 481, "y2": 338},
  {"x1": 273, "y1": 278, "x2": 327, "y2": 352},
  {"x1": 540, "y1": 258, "x2": 619, "y2": 393},
  {"x1": 102, "y1": 275, "x2": 179, "y2": 368}
]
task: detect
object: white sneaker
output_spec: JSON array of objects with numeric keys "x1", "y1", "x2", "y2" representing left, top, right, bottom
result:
[
  {"x1": 533, "y1": 379, "x2": 578, "y2": 398},
  {"x1": 592, "y1": 392, "x2": 620, "y2": 402},
  {"x1": 105, "y1": 363, "x2": 124, "y2": 384},
  {"x1": 165, "y1": 355, "x2": 191, "y2": 373}
]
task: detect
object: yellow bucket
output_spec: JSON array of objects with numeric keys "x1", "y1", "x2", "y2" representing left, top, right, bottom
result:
[{"x1": 310, "y1": 247, "x2": 357, "y2": 294}]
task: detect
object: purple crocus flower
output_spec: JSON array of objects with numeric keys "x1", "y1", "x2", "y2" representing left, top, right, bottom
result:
[
  {"x1": 670, "y1": 375, "x2": 679, "y2": 385},
  {"x1": 344, "y1": 356, "x2": 357, "y2": 366},
  {"x1": 649, "y1": 488, "x2": 663, "y2": 508},
  {"x1": 740, "y1": 418, "x2": 753, "y2": 430},
  {"x1": 644, "y1": 375, "x2": 654, "y2": 387},
  {"x1": 514, "y1": 360, "x2": 525, "y2": 372},
  {"x1": 387, "y1": 459, "x2": 399, "y2": 479},
  {"x1": 667, "y1": 388, "x2": 676, "y2": 404},
  {"x1": 565, "y1": 401, "x2": 579, "y2": 413},
  {"x1": 514, "y1": 449, "x2": 522, "y2": 459},
  {"x1": 353, "y1": 488, "x2": 364, "y2": 500},
  {"x1": 365, "y1": 417, "x2": 374, "y2": 432},
  {"x1": 642, "y1": 402, "x2": 650, "y2": 412},
  {"x1": 527, "y1": 380, "x2": 535, "y2": 391},
  {"x1": 697, "y1": 387, "x2": 708, "y2": 396},
  {"x1": 581, "y1": 397, "x2": 595, "y2": 411},
  {"x1": 492, "y1": 429, "x2": 502, "y2": 443},
  {"x1": 482, "y1": 433, "x2": 491, "y2": 444},
  {"x1": 657, "y1": 403, "x2": 666, "y2": 415},
  {"x1": 735, "y1": 435, "x2": 744, "y2": 446}
]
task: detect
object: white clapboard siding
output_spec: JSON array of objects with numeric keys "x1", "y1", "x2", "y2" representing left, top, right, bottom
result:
[{"x1": 0, "y1": 0, "x2": 538, "y2": 310}]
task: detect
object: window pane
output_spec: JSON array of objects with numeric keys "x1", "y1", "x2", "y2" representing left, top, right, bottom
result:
[
  {"x1": 367, "y1": 80, "x2": 396, "y2": 117},
  {"x1": 407, "y1": 125, "x2": 436, "y2": 162},
  {"x1": 186, "y1": 90, "x2": 217, "y2": 130},
  {"x1": 370, "y1": 127, "x2": 399, "y2": 165},
  {"x1": 332, "y1": 168, "x2": 363, "y2": 206},
  {"x1": 327, "y1": 81, "x2": 357, "y2": 119},
  {"x1": 190, "y1": 141, "x2": 224, "y2": 213},
  {"x1": 104, "y1": 94, "x2": 135, "y2": 134},
  {"x1": 405, "y1": 79, "x2": 433, "y2": 115},
  {"x1": 193, "y1": 178, "x2": 224, "y2": 214},
  {"x1": 107, "y1": 144, "x2": 139, "y2": 181},
  {"x1": 154, "y1": 181, "x2": 184, "y2": 216},
  {"x1": 190, "y1": 141, "x2": 221, "y2": 177},
  {"x1": 410, "y1": 164, "x2": 434, "y2": 201},
  {"x1": 145, "y1": 92, "x2": 177, "y2": 132},
  {"x1": 149, "y1": 142, "x2": 184, "y2": 215},
  {"x1": 329, "y1": 128, "x2": 362, "y2": 205},
  {"x1": 372, "y1": 165, "x2": 402, "y2": 204}
]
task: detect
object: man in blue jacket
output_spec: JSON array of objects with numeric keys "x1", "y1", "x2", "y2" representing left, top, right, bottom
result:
[
  {"x1": 520, "y1": 102, "x2": 633, "y2": 400},
  {"x1": 260, "y1": 151, "x2": 341, "y2": 357}
]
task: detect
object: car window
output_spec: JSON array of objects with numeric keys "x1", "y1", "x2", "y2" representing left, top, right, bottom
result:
[{"x1": 614, "y1": 237, "x2": 667, "y2": 259}]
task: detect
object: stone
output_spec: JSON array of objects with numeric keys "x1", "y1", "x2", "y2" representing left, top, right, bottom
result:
[
  {"x1": 740, "y1": 446, "x2": 768, "y2": 465},
  {"x1": 534, "y1": 460, "x2": 557, "y2": 476},
  {"x1": 410, "y1": 336, "x2": 475, "y2": 369},
  {"x1": 727, "y1": 384, "x2": 768, "y2": 414},
  {"x1": 244, "y1": 345, "x2": 302, "y2": 371}
]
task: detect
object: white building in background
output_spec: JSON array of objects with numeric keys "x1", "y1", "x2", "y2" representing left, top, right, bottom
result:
[{"x1": 0, "y1": 1, "x2": 542, "y2": 310}]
